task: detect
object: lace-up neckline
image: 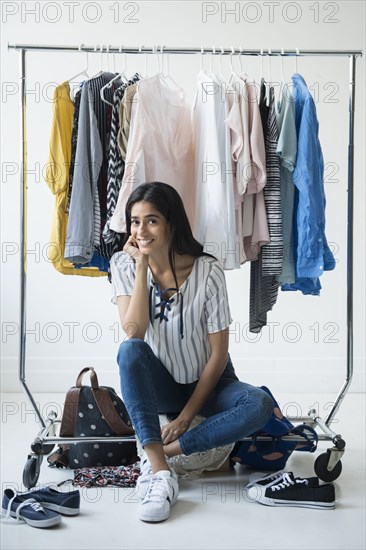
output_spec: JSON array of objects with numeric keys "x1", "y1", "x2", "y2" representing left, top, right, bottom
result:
[
  {"x1": 149, "y1": 283, "x2": 184, "y2": 339},
  {"x1": 147, "y1": 259, "x2": 198, "y2": 340}
]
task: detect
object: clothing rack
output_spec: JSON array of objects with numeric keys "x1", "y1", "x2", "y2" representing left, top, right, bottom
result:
[{"x1": 7, "y1": 43, "x2": 362, "y2": 435}]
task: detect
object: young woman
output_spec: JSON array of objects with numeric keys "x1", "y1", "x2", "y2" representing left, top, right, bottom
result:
[{"x1": 110, "y1": 181, "x2": 273, "y2": 523}]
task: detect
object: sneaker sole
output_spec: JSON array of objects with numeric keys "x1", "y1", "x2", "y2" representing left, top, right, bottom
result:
[
  {"x1": 138, "y1": 508, "x2": 171, "y2": 523},
  {"x1": 138, "y1": 488, "x2": 179, "y2": 522},
  {"x1": 3, "y1": 508, "x2": 62, "y2": 528},
  {"x1": 38, "y1": 502, "x2": 80, "y2": 516},
  {"x1": 254, "y1": 497, "x2": 335, "y2": 509}
]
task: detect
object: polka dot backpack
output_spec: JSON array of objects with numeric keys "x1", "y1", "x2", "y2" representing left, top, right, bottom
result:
[{"x1": 48, "y1": 367, "x2": 137, "y2": 469}]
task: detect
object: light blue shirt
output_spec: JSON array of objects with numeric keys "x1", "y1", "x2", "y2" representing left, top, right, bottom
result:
[
  {"x1": 275, "y1": 84, "x2": 297, "y2": 284},
  {"x1": 282, "y1": 73, "x2": 335, "y2": 296}
]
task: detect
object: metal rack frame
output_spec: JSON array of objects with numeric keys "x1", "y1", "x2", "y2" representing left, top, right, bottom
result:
[{"x1": 6, "y1": 43, "x2": 362, "y2": 486}]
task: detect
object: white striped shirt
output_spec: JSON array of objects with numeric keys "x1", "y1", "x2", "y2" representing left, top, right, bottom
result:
[{"x1": 110, "y1": 252, "x2": 232, "y2": 383}]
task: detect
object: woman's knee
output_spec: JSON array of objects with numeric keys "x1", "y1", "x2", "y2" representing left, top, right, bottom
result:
[
  {"x1": 117, "y1": 338, "x2": 147, "y2": 366},
  {"x1": 238, "y1": 386, "x2": 273, "y2": 426},
  {"x1": 260, "y1": 388, "x2": 273, "y2": 414}
]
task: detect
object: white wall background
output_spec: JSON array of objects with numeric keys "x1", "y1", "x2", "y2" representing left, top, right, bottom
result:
[{"x1": 1, "y1": 1, "x2": 365, "y2": 398}]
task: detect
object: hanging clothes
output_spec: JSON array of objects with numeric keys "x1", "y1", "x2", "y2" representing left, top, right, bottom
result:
[
  {"x1": 117, "y1": 81, "x2": 139, "y2": 161},
  {"x1": 225, "y1": 73, "x2": 269, "y2": 266},
  {"x1": 225, "y1": 73, "x2": 250, "y2": 265},
  {"x1": 46, "y1": 61, "x2": 335, "y2": 328},
  {"x1": 109, "y1": 74, "x2": 195, "y2": 234},
  {"x1": 44, "y1": 82, "x2": 106, "y2": 277},
  {"x1": 275, "y1": 83, "x2": 297, "y2": 284},
  {"x1": 64, "y1": 72, "x2": 121, "y2": 264},
  {"x1": 66, "y1": 88, "x2": 81, "y2": 213},
  {"x1": 281, "y1": 73, "x2": 335, "y2": 295},
  {"x1": 226, "y1": 73, "x2": 252, "y2": 196},
  {"x1": 240, "y1": 74, "x2": 269, "y2": 262},
  {"x1": 260, "y1": 86, "x2": 283, "y2": 276},
  {"x1": 193, "y1": 71, "x2": 239, "y2": 269},
  {"x1": 249, "y1": 80, "x2": 280, "y2": 332},
  {"x1": 103, "y1": 74, "x2": 140, "y2": 245}
]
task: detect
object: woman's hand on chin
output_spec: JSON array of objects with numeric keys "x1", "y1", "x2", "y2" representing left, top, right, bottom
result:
[{"x1": 123, "y1": 236, "x2": 149, "y2": 266}]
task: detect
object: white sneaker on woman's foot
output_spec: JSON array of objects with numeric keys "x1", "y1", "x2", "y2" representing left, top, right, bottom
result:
[{"x1": 138, "y1": 469, "x2": 179, "y2": 523}]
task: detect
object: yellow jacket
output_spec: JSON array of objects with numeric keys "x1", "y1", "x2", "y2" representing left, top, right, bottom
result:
[{"x1": 44, "y1": 82, "x2": 106, "y2": 276}]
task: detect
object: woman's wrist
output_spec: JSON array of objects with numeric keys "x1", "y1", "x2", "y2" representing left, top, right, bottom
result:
[
  {"x1": 178, "y1": 410, "x2": 194, "y2": 426},
  {"x1": 135, "y1": 256, "x2": 149, "y2": 271}
]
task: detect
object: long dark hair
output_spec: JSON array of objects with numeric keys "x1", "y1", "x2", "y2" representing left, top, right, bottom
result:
[{"x1": 124, "y1": 181, "x2": 210, "y2": 291}]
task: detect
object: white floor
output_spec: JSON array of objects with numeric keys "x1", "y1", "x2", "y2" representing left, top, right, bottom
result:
[{"x1": 1, "y1": 392, "x2": 365, "y2": 550}]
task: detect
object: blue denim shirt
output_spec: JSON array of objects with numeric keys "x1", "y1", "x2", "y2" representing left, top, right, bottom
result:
[{"x1": 282, "y1": 74, "x2": 335, "y2": 295}]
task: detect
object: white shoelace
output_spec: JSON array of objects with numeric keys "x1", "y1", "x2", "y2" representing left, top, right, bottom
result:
[
  {"x1": 246, "y1": 469, "x2": 286, "y2": 489},
  {"x1": 1, "y1": 495, "x2": 45, "y2": 524},
  {"x1": 270, "y1": 473, "x2": 308, "y2": 492}
]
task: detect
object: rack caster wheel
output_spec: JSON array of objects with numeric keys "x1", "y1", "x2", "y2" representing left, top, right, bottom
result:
[
  {"x1": 314, "y1": 451, "x2": 342, "y2": 482},
  {"x1": 31, "y1": 439, "x2": 55, "y2": 455},
  {"x1": 23, "y1": 455, "x2": 42, "y2": 489}
]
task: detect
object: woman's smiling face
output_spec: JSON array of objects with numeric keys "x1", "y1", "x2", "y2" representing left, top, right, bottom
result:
[{"x1": 130, "y1": 201, "x2": 170, "y2": 256}]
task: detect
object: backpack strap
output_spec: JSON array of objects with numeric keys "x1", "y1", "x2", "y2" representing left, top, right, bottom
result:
[
  {"x1": 92, "y1": 387, "x2": 135, "y2": 436},
  {"x1": 59, "y1": 367, "x2": 96, "y2": 437},
  {"x1": 76, "y1": 366, "x2": 99, "y2": 388},
  {"x1": 291, "y1": 424, "x2": 318, "y2": 452},
  {"x1": 59, "y1": 387, "x2": 80, "y2": 437}
]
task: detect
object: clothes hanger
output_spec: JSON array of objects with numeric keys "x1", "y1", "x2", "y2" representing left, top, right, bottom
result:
[
  {"x1": 278, "y1": 47, "x2": 286, "y2": 99},
  {"x1": 228, "y1": 46, "x2": 237, "y2": 87},
  {"x1": 294, "y1": 47, "x2": 300, "y2": 74},
  {"x1": 260, "y1": 46, "x2": 264, "y2": 77},
  {"x1": 280, "y1": 48, "x2": 285, "y2": 82},
  {"x1": 200, "y1": 45, "x2": 204, "y2": 74},
  {"x1": 112, "y1": 46, "x2": 128, "y2": 81},
  {"x1": 154, "y1": 45, "x2": 163, "y2": 80},
  {"x1": 160, "y1": 46, "x2": 182, "y2": 91},
  {"x1": 68, "y1": 43, "x2": 90, "y2": 83},
  {"x1": 238, "y1": 46, "x2": 243, "y2": 74},
  {"x1": 117, "y1": 45, "x2": 129, "y2": 82},
  {"x1": 288, "y1": 48, "x2": 300, "y2": 101},
  {"x1": 86, "y1": 44, "x2": 106, "y2": 81},
  {"x1": 68, "y1": 44, "x2": 90, "y2": 100},
  {"x1": 259, "y1": 47, "x2": 266, "y2": 97},
  {"x1": 209, "y1": 45, "x2": 214, "y2": 75},
  {"x1": 100, "y1": 45, "x2": 119, "y2": 106},
  {"x1": 266, "y1": 47, "x2": 272, "y2": 106},
  {"x1": 138, "y1": 45, "x2": 148, "y2": 78},
  {"x1": 209, "y1": 45, "x2": 224, "y2": 81},
  {"x1": 152, "y1": 44, "x2": 159, "y2": 77},
  {"x1": 259, "y1": 46, "x2": 265, "y2": 88},
  {"x1": 230, "y1": 46, "x2": 235, "y2": 74},
  {"x1": 217, "y1": 46, "x2": 226, "y2": 82}
]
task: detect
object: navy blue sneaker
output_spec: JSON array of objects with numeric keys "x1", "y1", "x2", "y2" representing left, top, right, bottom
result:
[
  {"x1": 2, "y1": 489, "x2": 62, "y2": 528},
  {"x1": 15, "y1": 485, "x2": 80, "y2": 516}
]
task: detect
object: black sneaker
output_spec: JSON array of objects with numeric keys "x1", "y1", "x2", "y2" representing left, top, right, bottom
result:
[{"x1": 247, "y1": 472, "x2": 336, "y2": 509}]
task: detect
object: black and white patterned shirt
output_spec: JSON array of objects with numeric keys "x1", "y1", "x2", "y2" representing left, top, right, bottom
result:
[{"x1": 110, "y1": 252, "x2": 232, "y2": 383}]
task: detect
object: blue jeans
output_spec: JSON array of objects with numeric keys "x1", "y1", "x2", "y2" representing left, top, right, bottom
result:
[{"x1": 117, "y1": 339, "x2": 273, "y2": 455}]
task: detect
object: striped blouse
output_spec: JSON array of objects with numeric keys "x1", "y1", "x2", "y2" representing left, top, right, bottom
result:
[{"x1": 110, "y1": 252, "x2": 232, "y2": 383}]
